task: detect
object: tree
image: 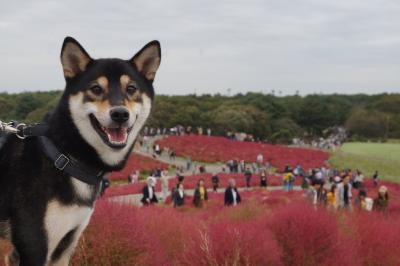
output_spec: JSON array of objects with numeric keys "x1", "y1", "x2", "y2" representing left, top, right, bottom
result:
[
  {"x1": 345, "y1": 108, "x2": 387, "y2": 139},
  {"x1": 210, "y1": 105, "x2": 271, "y2": 139},
  {"x1": 295, "y1": 96, "x2": 336, "y2": 135}
]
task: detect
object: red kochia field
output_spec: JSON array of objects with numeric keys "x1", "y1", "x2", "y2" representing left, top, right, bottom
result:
[
  {"x1": 157, "y1": 135, "x2": 329, "y2": 171},
  {"x1": 2, "y1": 185, "x2": 400, "y2": 265},
  {"x1": 109, "y1": 154, "x2": 170, "y2": 181},
  {"x1": 69, "y1": 189, "x2": 400, "y2": 266}
]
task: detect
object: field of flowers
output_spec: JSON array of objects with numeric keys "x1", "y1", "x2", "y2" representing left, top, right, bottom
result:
[
  {"x1": 109, "y1": 154, "x2": 170, "y2": 181},
  {"x1": 157, "y1": 135, "x2": 329, "y2": 172},
  {"x1": 1, "y1": 181, "x2": 399, "y2": 265},
  {"x1": 75, "y1": 184, "x2": 400, "y2": 266}
]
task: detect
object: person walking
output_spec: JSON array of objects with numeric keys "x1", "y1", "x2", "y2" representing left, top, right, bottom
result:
[
  {"x1": 193, "y1": 178, "x2": 208, "y2": 208},
  {"x1": 244, "y1": 168, "x2": 252, "y2": 189},
  {"x1": 256, "y1": 153, "x2": 263, "y2": 168},
  {"x1": 186, "y1": 156, "x2": 192, "y2": 171},
  {"x1": 128, "y1": 170, "x2": 139, "y2": 184},
  {"x1": 260, "y1": 171, "x2": 267, "y2": 188},
  {"x1": 239, "y1": 160, "x2": 245, "y2": 173},
  {"x1": 355, "y1": 189, "x2": 367, "y2": 210},
  {"x1": 160, "y1": 170, "x2": 169, "y2": 202},
  {"x1": 211, "y1": 174, "x2": 220, "y2": 193},
  {"x1": 173, "y1": 183, "x2": 185, "y2": 207},
  {"x1": 283, "y1": 171, "x2": 295, "y2": 191},
  {"x1": 336, "y1": 176, "x2": 352, "y2": 211},
  {"x1": 224, "y1": 178, "x2": 241, "y2": 206},
  {"x1": 141, "y1": 177, "x2": 158, "y2": 206},
  {"x1": 374, "y1": 186, "x2": 389, "y2": 213},
  {"x1": 373, "y1": 170, "x2": 379, "y2": 187},
  {"x1": 326, "y1": 184, "x2": 337, "y2": 210}
]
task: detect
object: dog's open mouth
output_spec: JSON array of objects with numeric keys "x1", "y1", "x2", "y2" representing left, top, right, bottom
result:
[{"x1": 89, "y1": 114, "x2": 132, "y2": 149}]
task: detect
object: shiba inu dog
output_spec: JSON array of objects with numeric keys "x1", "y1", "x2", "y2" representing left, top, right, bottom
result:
[{"x1": 0, "y1": 37, "x2": 161, "y2": 265}]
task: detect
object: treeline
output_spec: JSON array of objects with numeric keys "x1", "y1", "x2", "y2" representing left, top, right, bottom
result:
[{"x1": 1, "y1": 91, "x2": 399, "y2": 142}]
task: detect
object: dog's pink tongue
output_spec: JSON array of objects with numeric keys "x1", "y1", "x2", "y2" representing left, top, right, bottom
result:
[{"x1": 106, "y1": 128, "x2": 127, "y2": 143}]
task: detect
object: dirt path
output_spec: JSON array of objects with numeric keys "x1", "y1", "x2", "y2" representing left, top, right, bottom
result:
[
  {"x1": 109, "y1": 186, "x2": 302, "y2": 206},
  {"x1": 134, "y1": 136, "x2": 224, "y2": 176}
]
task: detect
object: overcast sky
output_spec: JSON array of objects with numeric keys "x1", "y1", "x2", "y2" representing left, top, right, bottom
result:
[{"x1": 0, "y1": 0, "x2": 399, "y2": 95}]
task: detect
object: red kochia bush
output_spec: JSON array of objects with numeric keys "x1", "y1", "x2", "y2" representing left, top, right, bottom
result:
[
  {"x1": 180, "y1": 219, "x2": 283, "y2": 266},
  {"x1": 72, "y1": 201, "x2": 169, "y2": 266},
  {"x1": 352, "y1": 212, "x2": 400, "y2": 266},
  {"x1": 269, "y1": 203, "x2": 355, "y2": 266}
]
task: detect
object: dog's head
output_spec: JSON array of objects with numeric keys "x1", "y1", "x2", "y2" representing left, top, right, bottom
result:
[{"x1": 60, "y1": 37, "x2": 160, "y2": 167}]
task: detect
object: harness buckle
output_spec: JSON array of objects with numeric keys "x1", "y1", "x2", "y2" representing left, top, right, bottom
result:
[{"x1": 54, "y1": 154, "x2": 69, "y2": 170}]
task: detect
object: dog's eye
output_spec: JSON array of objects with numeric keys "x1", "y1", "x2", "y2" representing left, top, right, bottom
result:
[
  {"x1": 90, "y1": 85, "x2": 104, "y2": 96},
  {"x1": 126, "y1": 85, "x2": 137, "y2": 96}
]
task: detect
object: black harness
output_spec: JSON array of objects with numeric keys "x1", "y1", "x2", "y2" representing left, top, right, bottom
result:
[{"x1": 6, "y1": 122, "x2": 106, "y2": 186}]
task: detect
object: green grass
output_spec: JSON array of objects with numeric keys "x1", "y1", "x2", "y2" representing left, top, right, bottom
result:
[{"x1": 329, "y1": 142, "x2": 400, "y2": 182}]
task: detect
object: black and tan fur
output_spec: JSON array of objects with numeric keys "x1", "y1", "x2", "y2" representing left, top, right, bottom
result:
[{"x1": 0, "y1": 37, "x2": 161, "y2": 265}]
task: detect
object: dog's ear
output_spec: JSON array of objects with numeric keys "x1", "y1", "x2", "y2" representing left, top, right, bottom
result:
[
  {"x1": 60, "y1": 37, "x2": 92, "y2": 79},
  {"x1": 131, "y1": 41, "x2": 161, "y2": 82}
]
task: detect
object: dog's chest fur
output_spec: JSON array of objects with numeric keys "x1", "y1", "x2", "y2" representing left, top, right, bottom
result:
[{"x1": 44, "y1": 177, "x2": 96, "y2": 264}]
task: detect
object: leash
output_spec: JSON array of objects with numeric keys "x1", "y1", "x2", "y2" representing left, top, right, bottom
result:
[
  {"x1": 0, "y1": 120, "x2": 106, "y2": 188},
  {"x1": 0, "y1": 120, "x2": 49, "y2": 139}
]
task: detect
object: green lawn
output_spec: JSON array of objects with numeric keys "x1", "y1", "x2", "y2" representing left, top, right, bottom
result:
[{"x1": 329, "y1": 142, "x2": 400, "y2": 182}]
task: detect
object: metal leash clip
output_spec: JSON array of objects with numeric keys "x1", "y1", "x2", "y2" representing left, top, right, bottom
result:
[{"x1": 15, "y1": 123, "x2": 27, "y2": 139}]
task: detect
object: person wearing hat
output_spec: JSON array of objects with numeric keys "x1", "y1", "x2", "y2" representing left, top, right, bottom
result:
[
  {"x1": 333, "y1": 176, "x2": 342, "y2": 184},
  {"x1": 374, "y1": 186, "x2": 389, "y2": 212},
  {"x1": 141, "y1": 176, "x2": 158, "y2": 206}
]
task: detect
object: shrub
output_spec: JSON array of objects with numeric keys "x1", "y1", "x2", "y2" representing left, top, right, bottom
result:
[{"x1": 270, "y1": 203, "x2": 354, "y2": 266}]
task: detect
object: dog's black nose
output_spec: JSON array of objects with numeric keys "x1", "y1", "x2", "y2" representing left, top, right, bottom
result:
[{"x1": 110, "y1": 107, "x2": 130, "y2": 123}]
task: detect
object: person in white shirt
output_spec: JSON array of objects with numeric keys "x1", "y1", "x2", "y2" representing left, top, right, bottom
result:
[
  {"x1": 336, "y1": 176, "x2": 352, "y2": 210},
  {"x1": 224, "y1": 179, "x2": 241, "y2": 206},
  {"x1": 141, "y1": 177, "x2": 158, "y2": 206},
  {"x1": 256, "y1": 154, "x2": 263, "y2": 168},
  {"x1": 160, "y1": 170, "x2": 169, "y2": 201},
  {"x1": 128, "y1": 170, "x2": 139, "y2": 184}
]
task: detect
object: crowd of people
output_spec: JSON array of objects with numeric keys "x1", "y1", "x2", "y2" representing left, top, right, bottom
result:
[
  {"x1": 301, "y1": 168, "x2": 388, "y2": 212},
  {"x1": 139, "y1": 172, "x2": 243, "y2": 208},
  {"x1": 136, "y1": 158, "x2": 389, "y2": 214},
  {"x1": 142, "y1": 125, "x2": 213, "y2": 137},
  {"x1": 292, "y1": 127, "x2": 347, "y2": 150}
]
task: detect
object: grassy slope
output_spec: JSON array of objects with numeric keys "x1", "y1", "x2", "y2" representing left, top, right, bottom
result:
[{"x1": 329, "y1": 142, "x2": 400, "y2": 182}]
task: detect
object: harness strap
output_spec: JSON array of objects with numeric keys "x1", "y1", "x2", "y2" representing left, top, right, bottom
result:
[
  {"x1": 39, "y1": 136, "x2": 104, "y2": 186},
  {"x1": 21, "y1": 123, "x2": 50, "y2": 138},
  {"x1": 1, "y1": 121, "x2": 105, "y2": 186}
]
